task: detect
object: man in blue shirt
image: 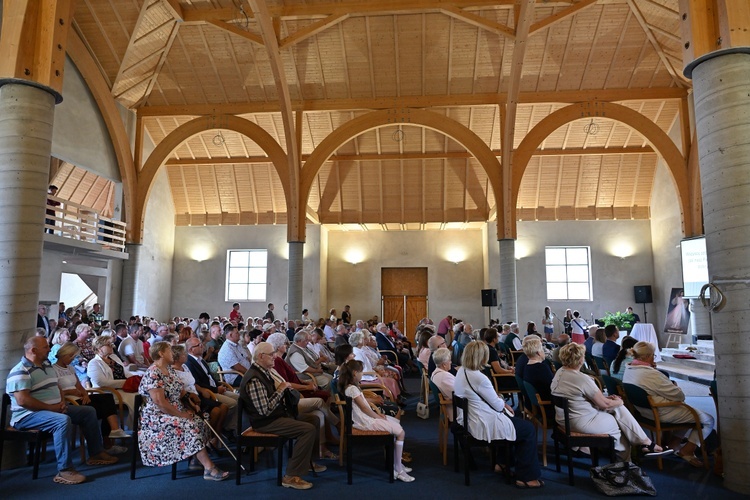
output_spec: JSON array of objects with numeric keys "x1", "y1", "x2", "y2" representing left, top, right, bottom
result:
[
  {"x1": 602, "y1": 324, "x2": 621, "y2": 366},
  {"x1": 7, "y1": 337, "x2": 117, "y2": 484}
]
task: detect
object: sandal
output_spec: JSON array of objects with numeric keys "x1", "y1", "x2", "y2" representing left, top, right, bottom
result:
[
  {"x1": 401, "y1": 452, "x2": 412, "y2": 463},
  {"x1": 494, "y1": 464, "x2": 516, "y2": 478},
  {"x1": 641, "y1": 442, "x2": 674, "y2": 458},
  {"x1": 515, "y1": 479, "x2": 545, "y2": 489},
  {"x1": 203, "y1": 467, "x2": 229, "y2": 481},
  {"x1": 321, "y1": 450, "x2": 338, "y2": 460}
]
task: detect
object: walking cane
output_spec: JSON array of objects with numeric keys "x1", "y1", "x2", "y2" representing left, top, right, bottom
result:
[{"x1": 183, "y1": 395, "x2": 245, "y2": 471}]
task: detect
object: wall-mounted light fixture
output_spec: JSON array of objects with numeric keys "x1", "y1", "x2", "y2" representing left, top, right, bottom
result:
[
  {"x1": 515, "y1": 242, "x2": 530, "y2": 260},
  {"x1": 610, "y1": 241, "x2": 634, "y2": 260},
  {"x1": 345, "y1": 249, "x2": 365, "y2": 266},
  {"x1": 445, "y1": 248, "x2": 465, "y2": 265},
  {"x1": 191, "y1": 244, "x2": 213, "y2": 262}
]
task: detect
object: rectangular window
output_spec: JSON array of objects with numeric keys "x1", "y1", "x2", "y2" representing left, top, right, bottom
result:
[
  {"x1": 226, "y1": 250, "x2": 268, "y2": 301},
  {"x1": 545, "y1": 246, "x2": 592, "y2": 301}
]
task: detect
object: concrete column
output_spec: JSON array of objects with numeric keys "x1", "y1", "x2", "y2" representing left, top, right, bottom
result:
[
  {"x1": 0, "y1": 83, "x2": 56, "y2": 391},
  {"x1": 121, "y1": 244, "x2": 142, "y2": 318},
  {"x1": 690, "y1": 50, "x2": 750, "y2": 495},
  {"x1": 498, "y1": 238, "x2": 518, "y2": 323},
  {"x1": 287, "y1": 242, "x2": 304, "y2": 323}
]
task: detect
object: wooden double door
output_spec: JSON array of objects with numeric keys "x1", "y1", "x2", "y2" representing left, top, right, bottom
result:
[{"x1": 381, "y1": 267, "x2": 428, "y2": 344}]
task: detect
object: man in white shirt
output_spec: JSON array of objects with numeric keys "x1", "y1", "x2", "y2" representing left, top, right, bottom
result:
[
  {"x1": 286, "y1": 331, "x2": 332, "y2": 387},
  {"x1": 322, "y1": 318, "x2": 336, "y2": 341},
  {"x1": 118, "y1": 324, "x2": 148, "y2": 369},
  {"x1": 217, "y1": 324, "x2": 250, "y2": 386}
]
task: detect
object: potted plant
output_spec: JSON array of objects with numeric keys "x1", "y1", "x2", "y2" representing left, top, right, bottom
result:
[{"x1": 601, "y1": 311, "x2": 634, "y2": 332}]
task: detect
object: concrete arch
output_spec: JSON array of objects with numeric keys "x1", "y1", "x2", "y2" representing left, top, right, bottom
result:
[
  {"x1": 299, "y1": 108, "x2": 504, "y2": 240},
  {"x1": 132, "y1": 115, "x2": 289, "y2": 243},
  {"x1": 512, "y1": 101, "x2": 691, "y2": 238}
]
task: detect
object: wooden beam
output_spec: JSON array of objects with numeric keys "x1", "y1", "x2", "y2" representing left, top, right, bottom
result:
[
  {"x1": 529, "y1": 0, "x2": 598, "y2": 35},
  {"x1": 279, "y1": 13, "x2": 349, "y2": 49},
  {"x1": 137, "y1": 87, "x2": 687, "y2": 116},
  {"x1": 248, "y1": 0, "x2": 302, "y2": 241},
  {"x1": 207, "y1": 19, "x2": 265, "y2": 46},
  {"x1": 502, "y1": 0, "x2": 536, "y2": 239},
  {"x1": 440, "y1": 6, "x2": 515, "y2": 39},
  {"x1": 164, "y1": 146, "x2": 654, "y2": 166},
  {"x1": 627, "y1": 0, "x2": 686, "y2": 87},
  {"x1": 0, "y1": 0, "x2": 75, "y2": 97}
]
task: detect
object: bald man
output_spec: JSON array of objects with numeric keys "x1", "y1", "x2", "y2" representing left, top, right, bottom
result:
[{"x1": 7, "y1": 336, "x2": 117, "y2": 484}]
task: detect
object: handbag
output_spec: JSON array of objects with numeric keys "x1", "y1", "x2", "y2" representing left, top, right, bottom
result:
[
  {"x1": 416, "y1": 401, "x2": 430, "y2": 419},
  {"x1": 590, "y1": 461, "x2": 657, "y2": 496},
  {"x1": 121, "y1": 375, "x2": 142, "y2": 393},
  {"x1": 283, "y1": 388, "x2": 301, "y2": 418}
]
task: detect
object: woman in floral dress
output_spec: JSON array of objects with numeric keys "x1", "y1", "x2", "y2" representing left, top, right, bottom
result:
[{"x1": 138, "y1": 341, "x2": 228, "y2": 480}]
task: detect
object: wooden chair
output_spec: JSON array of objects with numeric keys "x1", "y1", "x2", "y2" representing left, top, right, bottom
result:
[
  {"x1": 489, "y1": 371, "x2": 522, "y2": 409},
  {"x1": 428, "y1": 379, "x2": 451, "y2": 465},
  {"x1": 592, "y1": 356, "x2": 611, "y2": 376},
  {"x1": 235, "y1": 396, "x2": 288, "y2": 486},
  {"x1": 343, "y1": 396, "x2": 394, "y2": 484},
  {"x1": 551, "y1": 394, "x2": 616, "y2": 486},
  {"x1": 621, "y1": 383, "x2": 709, "y2": 470},
  {"x1": 416, "y1": 360, "x2": 430, "y2": 407},
  {"x1": 130, "y1": 394, "x2": 179, "y2": 480},
  {"x1": 509, "y1": 350, "x2": 524, "y2": 367},
  {"x1": 522, "y1": 381, "x2": 552, "y2": 467},
  {"x1": 378, "y1": 349, "x2": 400, "y2": 366},
  {"x1": 601, "y1": 374, "x2": 623, "y2": 398},
  {"x1": 0, "y1": 393, "x2": 51, "y2": 480},
  {"x1": 451, "y1": 393, "x2": 511, "y2": 486}
]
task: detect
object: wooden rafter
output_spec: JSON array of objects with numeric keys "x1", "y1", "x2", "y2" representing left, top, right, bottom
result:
[
  {"x1": 137, "y1": 88, "x2": 687, "y2": 116},
  {"x1": 625, "y1": 0, "x2": 686, "y2": 87},
  {"x1": 279, "y1": 13, "x2": 350, "y2": 49},
  {"x1": 440, "y1": 6, "x2": 515, "y2": 39},
  {"x1": 529, "y1": 0, "x2": 599, "y2": 35},
  {"x1": 207, "y1": 19, "x2": 264, "y2": 46},
  {"x1": 111, "y1": 0, "x2": 183, "y2": 108}
]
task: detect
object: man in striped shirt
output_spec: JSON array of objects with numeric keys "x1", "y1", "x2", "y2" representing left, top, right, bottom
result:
[{"x1": 6, "y1": 336, "x2": 117, "y2": 484}]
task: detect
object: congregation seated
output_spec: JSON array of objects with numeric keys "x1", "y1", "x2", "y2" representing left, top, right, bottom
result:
[
  {"x1": 7, "y1": 337, "x2": 118, "y2": 485},
  {"x1": 333, "y1": 344, "x2": 401, "y2": 418},
  {"x1": 602, "y1": 325, "x2": 621, "y2": 365},
  {"x1": 286, "y1": 330, "x2": 333, "y2": 388},
  {"x1": 550, "y1": 334, "x2": 570, "y2": 365},
  {"x1": 589, "y1": 326, "x2": 605, "y2": 358},
  {"x1": 550, "y1": 343, "x2": 670, "y2": 461},
  {"x1": 266, "y1": 332, "x2": 339, "y2": 460},
  {"x1": 429, "y1": 347, "x2": 455, "y2": 421},
  {"x1": 118, "y1": 324, "x2": 149, "y2": 371},
  {"x1": 454, "y1": 341, "x2": 544, "y2": 488},
  {"x1": 622, "y1": 341, "x2": 715, "y2": 467},
  {"x1": 171, "y1": 344, "x2": 228, "y2": 451},
  {"x1": 483, "y1": 327, "x2": 514, "y2": 377},
  {"x1": 521, "y1": 336, "x2": 554, "y2": 419},
  {"x1": 217, "y1": 323, "x2": 250, "y2": 387},
  {"x1": 349, "y1": 331, "x2": 402, "y2": 402},
  {"x1": 71, "y1": 323, "x2": 96, "y2": 384},
  {"x1": 137, "y1": 341, "x2": 228, "y2": 481},
  {"x1": 48, "y1": 328, "x2": 70, "y2": 364},
  {"x1": 427, "y1": 334, "x2": 452, "y2": 376},
  {"x1": 239, "y1": 342, "x2": 325, "y2": 490},
  {"x1": 416, "y1": 327, "x2": 433, "y2": 367},
  {"x1": 375, "y1": 322, "x2": 415, "y2": 372},
  {"x1": 609, "y1": 336, "x2": 637, "y2": 380},
  {"x1": 503, "y1": 323, "x2": 522, "y2": 351}
]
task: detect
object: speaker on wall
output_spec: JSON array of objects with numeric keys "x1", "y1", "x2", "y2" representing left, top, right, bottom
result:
[
  {"x1": 634, "y1": 285, "x2": 653, "y2": 304},
  {"x1": 481, "y1": 289, "x2": 498, "y2": 307}
]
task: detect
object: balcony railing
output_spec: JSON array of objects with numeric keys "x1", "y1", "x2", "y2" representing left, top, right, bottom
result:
[{"x1": 45, "y1": 195, "x2": 127, "y2": 252}]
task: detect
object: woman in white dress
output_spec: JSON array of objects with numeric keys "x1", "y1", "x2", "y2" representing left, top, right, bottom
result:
[
  {"x1": 454, "y1": 341, "x2": 543, "y2": 489},
  {"x1": 338, "y1": 359, "x2": 414, "y2": 482},
  {"x1": 550, "y1": 343, "x2": 671, "y2": 461},
  {"x1": 623, "y1": 341, "x2": 714, "y2": 467}
]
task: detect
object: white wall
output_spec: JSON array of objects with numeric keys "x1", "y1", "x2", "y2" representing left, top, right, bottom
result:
[
  {"x1": 326, "y1": 229, "x2": 486, "y2": 327},
  {"x1": 132, "y1": 168, "x2": 175, "y2": 319},
  {"x1": 515, "y1": 220, "x2": 655, "y2": 331},
  {"x1": 53, "y1": 57, "x2": 120, "y2": 181},
  {"x1": 170, "y1": 225, "x2": 321, "y2": 321}
]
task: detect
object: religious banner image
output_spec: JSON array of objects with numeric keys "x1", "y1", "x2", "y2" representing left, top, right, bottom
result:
[{"x1": 664, "y1": 288, "x2": 690, "y2": 335}]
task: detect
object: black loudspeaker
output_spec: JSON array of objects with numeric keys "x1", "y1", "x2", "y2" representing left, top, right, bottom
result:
[
  {"x1": 634, "y1": 285, "x2": 653, "y2": 304},
  {"x1": 481, "y1": 289, "x2": 497, "y2": 307}
]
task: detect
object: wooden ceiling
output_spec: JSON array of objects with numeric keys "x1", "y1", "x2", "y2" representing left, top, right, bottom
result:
[
  {"x1": 70, "y1": 0, "x2": 689, "y2": 229},
  {"x1": 50, "y1": 158, "x2": 116, "y2": 218}
]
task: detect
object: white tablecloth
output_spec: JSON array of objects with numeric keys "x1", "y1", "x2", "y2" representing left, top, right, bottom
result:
[{"x1": 629, "y1": 323, "x2": 662, "y2": 362}]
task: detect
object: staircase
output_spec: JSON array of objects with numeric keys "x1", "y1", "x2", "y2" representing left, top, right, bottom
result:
[{"x1": 658, "y1": 340, "x2": 715, "y2": 386}]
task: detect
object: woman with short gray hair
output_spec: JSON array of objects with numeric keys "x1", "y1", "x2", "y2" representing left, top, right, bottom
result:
[
  {"x1": 430, "y1": 347, "x2": 455, "y2": 421},
  {"x1": 350, "y1": 329, "x2": 401, "y2": 401}
]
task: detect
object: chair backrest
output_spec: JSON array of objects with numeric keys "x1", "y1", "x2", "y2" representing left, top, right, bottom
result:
[
  {"x1": 427, "y1": 378, "x2": 442, "y2": 407},
  {"x1": 593, "y1": 356, "x2": 610, "y2": 376},
  {"x1": 343, "y1": 396, "x2": 354, "y2": 435},
  {"x1": 601, "y1": 374, "x2": 622, "y2": 398},
  {"x1": 1, "y1": 393, "x2": 11, "y2": 429},
  {"x1": 452, "y1": 392, "x2": 469, "y2": 429},
  {"x1": 522, "y1": 380, "x2": 540, "y2": 409},
  {"x1": 550, "y1": 394, "x2": 571, "y2": 434},
  {"x1": 622, "y1": 383, "x2": 652, "y2": 410}
]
